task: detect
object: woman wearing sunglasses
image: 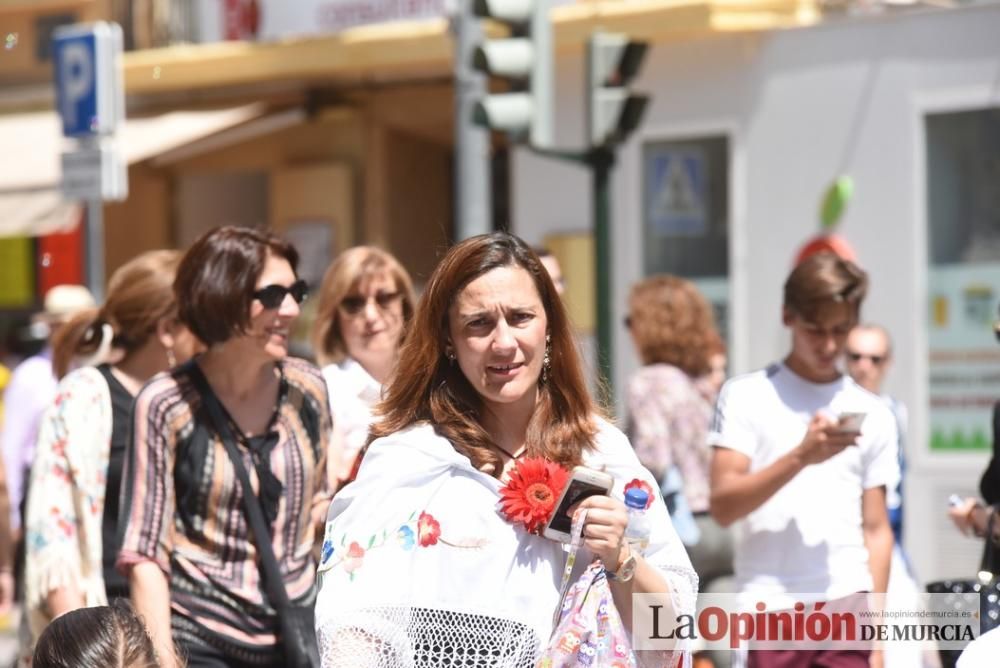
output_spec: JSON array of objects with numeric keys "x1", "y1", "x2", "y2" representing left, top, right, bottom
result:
[
  {"x1": 311, "y1": 246, "x2": 415, "y2": 482},
  {"x1": 116, "y1": 227, "x2": 335, "y2": 668}
]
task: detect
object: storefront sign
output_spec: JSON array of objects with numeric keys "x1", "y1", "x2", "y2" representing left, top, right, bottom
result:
[
  {"x1": 927, "y1": 263, "x2": 1000, "y2": 451},
  {"x1": 257, "y1": 0, "x2": 446, "y2": 39}
]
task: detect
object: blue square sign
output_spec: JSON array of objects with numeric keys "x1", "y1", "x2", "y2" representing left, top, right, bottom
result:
[{"x1": 52, "y1": 22, "x2": 123, "y2": 138}]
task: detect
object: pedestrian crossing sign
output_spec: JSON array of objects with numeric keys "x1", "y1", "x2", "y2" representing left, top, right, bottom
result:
[{"x1": 647, "y1": 149, "x2": 706, "y2": 236}]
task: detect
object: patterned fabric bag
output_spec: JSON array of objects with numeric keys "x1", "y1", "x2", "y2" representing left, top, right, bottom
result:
[{"x1": 537, "y1": 510, "x2": 637, "y2": 668}]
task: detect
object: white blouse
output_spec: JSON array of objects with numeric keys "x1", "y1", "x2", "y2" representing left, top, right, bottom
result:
[
  {"x1": 322, "y1": 358, "x2": 383, "y2": 480},
  {"x1": 315, "y1": 419, "x2": 697, "y2": 668}
]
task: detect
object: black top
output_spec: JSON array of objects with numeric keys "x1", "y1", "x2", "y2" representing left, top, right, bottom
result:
[
  {"x1": 96, "y1": 364, "x2": 132, "y2": 598},
  {"x1": 979, "y1": 401, "x2": 1000, "y2": 573},
  {"x1": 980, "y1": 401, "x2": 1000, "y2": 505}
]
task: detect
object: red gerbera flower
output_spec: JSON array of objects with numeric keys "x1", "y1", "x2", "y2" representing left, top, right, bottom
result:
[
  {"x1": 624, "y1": 478, "x2": 655, "y2": 509},
  {"x1": 417, "y1": 511, "x2": 441, "y2": 546},
  {"x1": 498, "y1": 457, "x2": 571, "y2": 534}
]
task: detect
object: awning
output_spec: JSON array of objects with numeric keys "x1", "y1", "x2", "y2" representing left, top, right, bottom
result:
[{"x1": 0, "y1": 104, "x2": 268, "y2": 238}]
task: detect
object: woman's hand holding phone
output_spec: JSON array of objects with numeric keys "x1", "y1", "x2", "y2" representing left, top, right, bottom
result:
[{"x1": 569, "y1": 494, "x2": 629, "y2": 570}]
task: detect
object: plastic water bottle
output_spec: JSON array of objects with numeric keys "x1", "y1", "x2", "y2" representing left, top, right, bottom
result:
[{"x1": 624, "y1": 488, "x2": 651, "y2": 555}]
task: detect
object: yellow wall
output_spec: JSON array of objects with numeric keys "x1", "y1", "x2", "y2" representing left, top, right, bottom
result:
[
  {"x1": 385, "y1": 126, "x2": 452, "y2": 284},
  {"x1": 165, "y1": 96, "x2": 454, "y2": 278},
  {"x1": 87, "y1": 81, "x2": 453, "y2": 287},
  {"x1": 104, "y1": 163, "x2": 169, "y2": 277}
]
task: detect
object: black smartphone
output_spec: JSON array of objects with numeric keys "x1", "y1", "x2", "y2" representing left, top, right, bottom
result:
[{"x1": 542, "y1": 466, "x2": 614, "y2": 542}]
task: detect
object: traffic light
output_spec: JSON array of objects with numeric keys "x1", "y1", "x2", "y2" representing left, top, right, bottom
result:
[
  {"x1": 471, "y1": 0, "x2": 552, "y2": 147},
  {"x1": 587, "y1": 31, "x2": 649, "y2": 147}
]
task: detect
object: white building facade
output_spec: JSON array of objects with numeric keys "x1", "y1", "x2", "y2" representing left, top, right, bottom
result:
[{"x1": 513, "y1": 3, "x2": 1000, "y2": 583}]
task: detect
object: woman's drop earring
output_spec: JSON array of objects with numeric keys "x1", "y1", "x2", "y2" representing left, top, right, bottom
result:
[{"x1": 541, "y1": 334, "x2": 551, "y2": 384}]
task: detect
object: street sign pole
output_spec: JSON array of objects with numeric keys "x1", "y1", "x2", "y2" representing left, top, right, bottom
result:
[
  {"x1": 53, "y1": 21, "x2": 126, "y2": 301},
  {"x1": 528, "y1": 144, "x2": 616, "y2": 405},
  {"x1": 86, "y1": 196, "x2": 105, "y2": 302}
]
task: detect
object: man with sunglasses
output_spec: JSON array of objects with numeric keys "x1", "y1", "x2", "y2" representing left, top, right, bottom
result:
[
  {"x1": 845, "y1": 325, "x2": 893, "y2": 400},
  {"x1": 845, "y1": 325, "x2": 904, "y2": 546},
  {"x1": 846, "y1": 325, "x2": 926, "y2": 668}
]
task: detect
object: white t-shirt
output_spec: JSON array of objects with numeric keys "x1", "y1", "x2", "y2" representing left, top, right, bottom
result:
[
  {"x1": 707, "y1": 362, "x2": 899, "y2": 606},
  {"x1": 322, "y1": 357, "x2": 383, "y2": 479},
  {"x1": 958, "y1": 625, "x2": 1000, "y2": 667}
]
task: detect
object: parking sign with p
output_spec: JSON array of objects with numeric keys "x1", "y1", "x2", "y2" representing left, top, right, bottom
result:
[{"x1": 52, "y1": 22, "x2": 123, "y2": 138}]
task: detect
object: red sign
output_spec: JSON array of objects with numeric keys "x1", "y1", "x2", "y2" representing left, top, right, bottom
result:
[
  {"x1": 38, "y1": 221, "x2": 85, "y2": 297},
  {"x1": 224, "y1": 0, "x2": 260, "y2": 40}
]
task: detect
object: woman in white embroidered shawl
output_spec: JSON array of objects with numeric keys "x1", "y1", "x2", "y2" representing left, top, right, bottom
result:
[
  {"x1": 315, "y1": 232, "x2": 696, "y2": 667},
  {"x1": 23, "y1": 250, "x2": 200, "y2": 648},
  {"x1": 311, "y1": 247, "x2": 416, "y2": 482}
]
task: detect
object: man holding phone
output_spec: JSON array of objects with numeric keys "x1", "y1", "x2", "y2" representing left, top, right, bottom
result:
[{"x1": 708, "y1": 253, "x2": 899, "y2": 668}]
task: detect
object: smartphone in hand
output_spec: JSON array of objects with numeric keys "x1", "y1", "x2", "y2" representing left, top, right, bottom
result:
[
  {"x1": 542, "y1": 466, "x2": 614, "y2": 543},
  {"x1": 836, "y1": 411, "x2": 867, "y2": 433}
]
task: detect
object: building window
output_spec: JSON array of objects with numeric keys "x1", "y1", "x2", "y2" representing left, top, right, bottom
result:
[
  {"x1": 925, "y1": 108, "x2": 1000, "y2": 452},
  {"x1": 35, "y1": 13, "x2": 77, "y2": 62},
  {"x1": 642, "y1": 135, "x2": 730, "y2": 340}
]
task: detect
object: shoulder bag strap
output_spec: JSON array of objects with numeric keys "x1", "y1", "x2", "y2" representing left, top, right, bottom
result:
[{"x1": 189, "y1": 365, "x2": 293, "y2": 613}]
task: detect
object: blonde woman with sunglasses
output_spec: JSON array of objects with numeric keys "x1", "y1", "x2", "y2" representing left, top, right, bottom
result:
[{"x1": 311, "y1": 247, "x2": 416, "y2": 482}]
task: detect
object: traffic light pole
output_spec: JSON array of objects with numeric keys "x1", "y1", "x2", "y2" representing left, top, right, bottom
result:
[
  {"x1": 591, "y1": 146, "x2": 615, "y2": 407},
  {"x1": 529, "y1": 144, "x2": 617, "y2": 405},
  {"x1": 452, "y1": 3, "x2": 492, "y2": 239}
]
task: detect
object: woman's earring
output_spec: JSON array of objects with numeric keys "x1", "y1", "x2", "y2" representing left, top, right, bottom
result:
[
  {"x1": 166, "y1": 347, "x2": 177, "y2": 368},
  {"x1": 445, "y1": 348, "x2": 456, "y2": 364},
  {"x1": 541, "y1": 334, "x2": 551, "y2": 384}
]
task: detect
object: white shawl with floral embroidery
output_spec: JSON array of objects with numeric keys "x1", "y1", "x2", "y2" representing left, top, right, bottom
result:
[{"x1": 315, "y1": 419, "x2": 696, "y2": 668}]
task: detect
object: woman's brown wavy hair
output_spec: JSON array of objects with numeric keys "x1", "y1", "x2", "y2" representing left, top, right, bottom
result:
[
  {"x1": 370, "y1": 232, "x2": 599, "y2": 476},
  {"x1": 627, "y1": 274, "x2": 718, "y2": 377},
  {"x1": 52, "y1": 250, "x2": 181, "y2": 379}
]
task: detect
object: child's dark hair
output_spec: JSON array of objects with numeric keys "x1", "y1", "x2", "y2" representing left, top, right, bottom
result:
[{"x1": 33, "y1": 599, "x2": 159, "y2": 668}]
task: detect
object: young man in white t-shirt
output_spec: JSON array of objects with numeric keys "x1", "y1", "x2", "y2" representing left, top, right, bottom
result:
[{"x1": 708, "y1": 253, "x2": 898, "y2": 668}]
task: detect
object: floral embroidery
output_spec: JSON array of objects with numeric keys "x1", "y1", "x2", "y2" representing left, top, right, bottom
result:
[
  {"x1": 417, "y1": 511, "x2": 441, "y2": 546},
  {"x1": 324, "y1": 508, "x2": 490, "y2": 579},
  {"x1": 396, "y1": 525, "x2": 415, "y2": 550},
  {"x1": 319, "y1": 521, "x2": 337, "y2": 568},
  {"x1": 498, "y1": 457, "x2": 570, "y2": 534},
  {"x1": 623, "y1": 479, "x2": 655, "y2": 509},
  {"x1": 343, "y1": 542, "x2": 365, "y2": 573}
]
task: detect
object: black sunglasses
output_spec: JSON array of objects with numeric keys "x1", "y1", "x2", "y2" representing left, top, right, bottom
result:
[
  {"x1": 339, "y1": 291, "x2": 402, "y2": 316},
  {"x1": 623, "y1": 315, "x2": 633, "y2": 329},
  {"x1": 253, "y1": 279, "x2": 308, "y2": 309},
  {"x1": 846, "y1": 351, "x2": 885, "y2": 366}
]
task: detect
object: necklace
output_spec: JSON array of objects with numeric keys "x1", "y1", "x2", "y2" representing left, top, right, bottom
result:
[{"x1": 493, "y1": 443, "x2": 527, "y2": 459}]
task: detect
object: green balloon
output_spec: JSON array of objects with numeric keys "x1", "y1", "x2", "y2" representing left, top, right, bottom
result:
[{"x1": 820, "y1": 176, "x2": 854, "y2": 230}]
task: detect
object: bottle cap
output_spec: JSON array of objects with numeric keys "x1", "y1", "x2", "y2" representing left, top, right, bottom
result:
[{"x1": 624, "y1": 488, "x2": 649, "y2": 510}]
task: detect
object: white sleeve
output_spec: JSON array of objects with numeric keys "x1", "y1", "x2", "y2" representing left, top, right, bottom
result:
[
  {"x1": 862, "y1": 406, "x2": 900, "y2": 491},
  {"x1": 707, "y1": 379, "x2": 757, "y2": 457},
  {"x1": 593, "y1": 422, "x2": 696, "y2": 668}
]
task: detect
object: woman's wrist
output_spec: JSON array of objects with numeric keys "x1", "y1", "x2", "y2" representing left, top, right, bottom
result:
[
  {"x1": 970, "y1": 504, "x2": 991, "y2": 538},
  {"x1": 610, "y1": 542, "x2": 629, "y2": 572}
]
